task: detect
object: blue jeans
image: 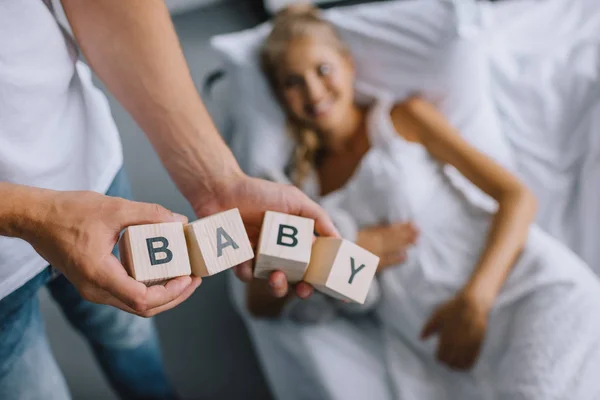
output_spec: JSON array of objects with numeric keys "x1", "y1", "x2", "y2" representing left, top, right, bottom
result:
[{"x1": 0, "y1": 169, "x2": 177, "y2": 400}]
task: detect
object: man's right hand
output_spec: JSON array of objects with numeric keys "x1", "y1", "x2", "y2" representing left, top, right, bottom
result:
[
  {"x1": 357, "y1": 222, "x2": 419, "y2": 272},
  {"x1": 20, "y1": 189, "x2": 201, "y2": 317}
]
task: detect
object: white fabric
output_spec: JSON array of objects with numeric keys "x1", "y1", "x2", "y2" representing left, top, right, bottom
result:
[
  {"x1": 366, "y1": 97, "x2": 600, "y2": 399},
  {"x1": 217, "y1": 0, "x2": 600, "y2": 398},
  {"x1": 228, "y1": 275, "x2": 395, "y2": 400},
  {"x1": 231, "y1": 96, "x2": 600, "y2": 399},
  {"x1": 211, "y1": 0, "x2": 515, "y2": 178},
  {"x1": 0, "y1": 0, "x2": 123, "y2": 299},
  {"x1": 480, "y1": 0, "x2": 600, "y2": 275}
]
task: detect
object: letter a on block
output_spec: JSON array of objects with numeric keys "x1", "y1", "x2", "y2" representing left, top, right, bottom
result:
[
  {"x1": 119, "y1": 222, "x2": 191, "y2": 286},
  {"x1": 185, "y1": 208, "x2": 254, "y2": 277},
  {"x1": 216, "y1": 227, "x2": 239, "y2": 257},
  {"x1": 304, "y1": 238, "x2": 379, "y2": 304},
  {"x1": 254, "y1": 211, "x2": 315, "y2": 283}
]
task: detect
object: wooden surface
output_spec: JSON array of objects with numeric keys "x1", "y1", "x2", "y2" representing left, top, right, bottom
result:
[
  {"x1": 304, "y1": 237, "x2": 379, "y2": 304},
  {"x1": 254, "y1": 211, "x2": 315, "y2": 283},
  {"x1": 185, "y1": 208, "x2": 254, "y2": 277},
  {"x1": 119, "y1": 222, "x2": 192, "y2": 285}
]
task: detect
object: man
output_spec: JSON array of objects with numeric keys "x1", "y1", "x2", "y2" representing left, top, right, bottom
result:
[{"x1": 0, "y1": 1, "x2": 337, "y2": 398}]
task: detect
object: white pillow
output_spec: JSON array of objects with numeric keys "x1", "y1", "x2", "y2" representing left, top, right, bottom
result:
[{"x1": 210, "y1": 0, "x2": 515, "y2": 178}]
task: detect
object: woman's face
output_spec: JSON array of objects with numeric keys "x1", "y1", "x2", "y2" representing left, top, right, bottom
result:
[{"x1": 277, "y1": 37, "x2": 355, "y2": 135}]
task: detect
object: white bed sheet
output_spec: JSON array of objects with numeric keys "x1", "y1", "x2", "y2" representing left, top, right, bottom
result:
[
  {"x1": 219, "y1": 0, "x2": 600, "y2": 399},
  {"x1": 482, "y1": 0, "x2": 600, "y2": 271}
]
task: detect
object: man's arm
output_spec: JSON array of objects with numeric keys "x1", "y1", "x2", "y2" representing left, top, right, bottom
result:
[
  {"x1": 0, "y1": 182, "x2": 201, "y2": 317},
  {"x1": 60, "y1": 0, "x2": 339, "y2": 298},
  {"x1": 61, "y1": 0, "x2": 237, "y2": 210},
  {"x1": 0, "y1": 183, "x2": 39, "y2": 238}
]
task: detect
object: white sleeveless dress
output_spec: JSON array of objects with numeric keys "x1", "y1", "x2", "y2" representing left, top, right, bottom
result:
[{"x1": 315, "y1": 96, "x2": 600, "y2": 399}]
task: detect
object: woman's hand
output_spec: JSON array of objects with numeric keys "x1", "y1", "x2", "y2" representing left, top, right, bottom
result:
[
  {"x1": 420, "y1": 289, "x2": 491, "y2": 371},
  {"x1": 357, "y1": 222, "x2": 419, "y2": 272}
]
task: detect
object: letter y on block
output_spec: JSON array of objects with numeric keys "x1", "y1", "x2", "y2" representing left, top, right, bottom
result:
[{"x1": 304, "y1": 238, "x2": 379, "y2": 304}]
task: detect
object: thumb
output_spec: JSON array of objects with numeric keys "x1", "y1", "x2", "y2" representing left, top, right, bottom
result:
[
  {"x1": 421, "y1": 310, "x2": 443, "y2": 340},
  {"x1": 294, "y1": 195, "x2": 340, "y2": 238},
  {"x1": 117, "y1": 200, "x2": 188, "y2": 229},
  {"x1": 261, "y1": 181, "x2": 340, "y2": 238}
]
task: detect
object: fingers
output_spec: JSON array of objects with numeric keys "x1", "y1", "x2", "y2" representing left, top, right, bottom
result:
[
  {"x1": 115, "y1": 199, "x2": 188, "y2": 229},
  {"x1": 235, "y1": 260, "x2": 313, "y2": 300},
  {"x1": 233, "y1": 262, "x2": 254, "y2": 283},
  {"x1": 95, "y1": 256, "x2": 196, "y2": 313},
  {"x1": 436, "y1": 335, "x2": 481, "y2": 371},
  {"x1": 402, "y1": 223, "x2": 419, "y2": 244},
  {"x1": 381, "y1": 250, "x2": 407, "y2": 266},
  {"x1": 313, "y1": 211, "x2": 341, "y2": 238},
  {"x1": 288, "y1": 188, "x2": 340, "y2": 238},
  {"x1": 420, "y1": 309, "x2": 443, "y2": 340},
  {"x1": 295, "y1": 281, "x2": 314, "y2": 299},
  {"x1": 93, "y1": 277, "x2": 202, "y2": 317},
  {"x1": 436, "y1": 335, "x2": 460, "y2": 369},
  {"x1": 428, "y1": 310, "x2": 484, "y2": 371},
  {"x1": 388, "y1": 222, "x2": 419, "y2": 247},
  {"x1": 134, "y1": 276, "x2": 202, "y2": 317},
  {"x1": 267, "y1": 270, "x2": 289, "y2": 298}
]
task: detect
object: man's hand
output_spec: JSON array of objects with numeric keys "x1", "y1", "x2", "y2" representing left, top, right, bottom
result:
[
  {"x1": 59, "y1": 1, "x2": 340, "y2": 300},
  {"x1": 21, "y1": 189, "x2": 201, "y2": 317},
  {"x1": 192, "y1": 175, "x2": 340, "y2": 300}
]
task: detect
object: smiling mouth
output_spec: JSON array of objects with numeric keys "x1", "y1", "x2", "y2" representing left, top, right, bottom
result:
[{"x1": 306, "y1": 99, "x2": 334, "y2": 118}]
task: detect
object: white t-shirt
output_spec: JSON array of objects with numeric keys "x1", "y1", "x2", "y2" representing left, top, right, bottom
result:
[{"x1": 0, "y1": 0, "x2": 123, "y2": 299}]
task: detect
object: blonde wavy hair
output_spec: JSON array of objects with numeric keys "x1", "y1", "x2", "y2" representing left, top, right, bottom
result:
[{"x1": 261, "y1": 4, "x2": 350, "y2": 187}]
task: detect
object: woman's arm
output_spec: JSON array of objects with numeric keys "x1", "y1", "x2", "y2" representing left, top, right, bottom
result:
[
  {"x1": 392, "y1": 97, "x2": 536, "y2": 307},
  {"x1": 391, "y1": 97, "x2": 537, "y2": 370}
]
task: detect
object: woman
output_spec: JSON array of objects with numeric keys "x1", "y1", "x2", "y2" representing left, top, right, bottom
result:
[{"x1": 242, "y1": 5, "x2": 600, "y2": 399}]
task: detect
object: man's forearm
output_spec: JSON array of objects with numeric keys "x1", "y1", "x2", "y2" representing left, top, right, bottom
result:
[
  {"x1": 0, "y1": 183, "x2": 46, "y2": 239},
  {"x1": 61, "y1": 0, "x2": 242, "y2": 210}
]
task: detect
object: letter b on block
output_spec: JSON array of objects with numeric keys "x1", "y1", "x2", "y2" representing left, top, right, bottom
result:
[
  {"x1": 277, "y1": 225, "x2": 299, "y2": 247},
  {"x1": 119, "y1": 223, "x2": 191, "y2": 286},
  {"x1": 254, "y1": 211, "x2": 315, "y2": 283},
  {"x1": 146, "y1": 237, "x2": 173, "y2": 266}
]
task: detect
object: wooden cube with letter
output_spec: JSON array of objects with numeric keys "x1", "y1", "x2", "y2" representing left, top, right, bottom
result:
[
  {"x1": 119, "y1": 222, "x2": 192, "y2": 286},
  {"x1": 254, "y1": 211, "x2": 315, "y2": 283},
  {"x1": 184, "y1": 208, "x2": 254, "y2": 277},
  {"x1": 304, "y1": 237, "x2": 380, "y2": 304}
]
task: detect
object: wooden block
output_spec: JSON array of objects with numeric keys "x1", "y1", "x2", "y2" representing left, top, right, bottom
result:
[
  {"x1": 184, "y1": 208, "x2": 254, "y2": 277},
  {"x1": 304, "y1": 238, "x2": 380, "y2": 304},
  {"x1": 254, "y1": 211, "x2": 315, "y2": 283},
  {"x1": 119, "y1": 222, "x2": 191, "y2": 286}
]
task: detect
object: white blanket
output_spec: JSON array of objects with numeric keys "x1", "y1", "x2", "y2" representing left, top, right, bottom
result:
[
  {"x1": 482, "y1": 0, "x2": 600, "y2": 271},
  {"x1": 224, "y1": 0, "x2": 600, "y2": 399}
]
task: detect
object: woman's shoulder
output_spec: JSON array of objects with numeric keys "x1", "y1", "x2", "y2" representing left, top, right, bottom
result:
[{"x1": 388, "y1": 96, "x2": 430, "y2": 143}]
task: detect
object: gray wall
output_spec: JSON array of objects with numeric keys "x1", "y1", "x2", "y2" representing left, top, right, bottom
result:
[{"x1": 39, "y1": 3, "x2": 272, "y2": 399}]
